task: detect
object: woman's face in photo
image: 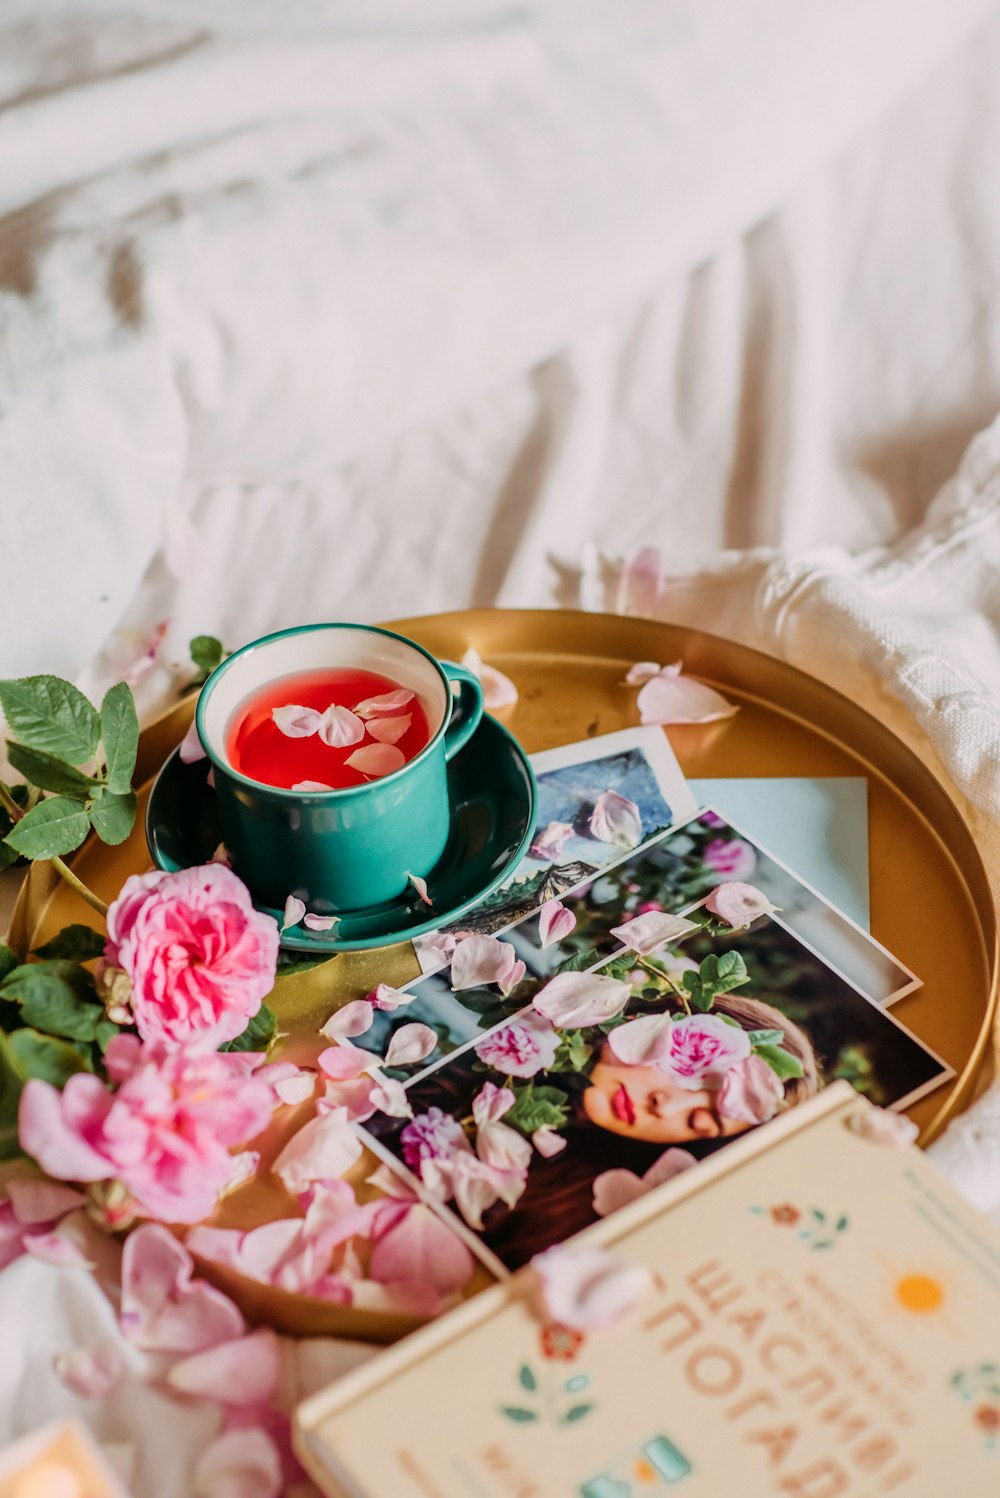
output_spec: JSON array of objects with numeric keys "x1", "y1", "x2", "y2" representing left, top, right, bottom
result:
[{"x1": 581, "y1": 1042, "x2": 753, "y2": 1144}]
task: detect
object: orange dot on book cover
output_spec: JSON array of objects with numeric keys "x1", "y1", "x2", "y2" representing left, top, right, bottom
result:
[{"x1": 894, "y1": 1273, "x2": 945, "y2": 1313}]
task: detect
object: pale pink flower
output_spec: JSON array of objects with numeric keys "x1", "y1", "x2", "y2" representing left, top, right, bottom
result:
[
  {"x1": 450, "y1": 934, "x2": 522, "y2": 992},
  {"x1": 475, "y1": 1012, "x2": 560, "y2": 1078},
  {"x1": 530, "y1": 821, "x2": 574, "y2": 861},
  {"x1": 538, "y1": 900, "x2": 576, "y2": 948},
  {"x1": 105, "y1": 865, "x2": 279, "y2": 1049},
  {"x1": 121, "y1": 1224, "x2": 245, "y2": 1351},
  {"x1": 460, "y1": 647, "x2": 518, "y2": 711},
  {"x1": 716, "y1": 1055, "x2": 784, "y2": 1124},
  {"x1": 636, "y1": 663, "x2": 738, "y2": 725},
  {"x1": 400, "y1": 1109, "x2": 470, "y2": 1173},
  {"x1": 19, "y1": 1036, "x2": 275, "y2": 1224},
  {"x1": 533, "y1": 1244, "x2": 652, "y2": 1330},
  {"x1": 589, "y1": 790, "x2": 642, "y2": 848},
  {"x1": 384, "y1": 1024, "x2": 438, "y2": 1068},
  {"x1": 704, "y1": 881, "x2": 779, "y2": 930},
  {"x1": 609, "y1": 1012, "x2": 751, "y2": 1089},
  {"x1": 593, "y1": 1148, "x2": 697, "y2": 1218},
  {"x1": 610, "y1": 910, "x2": 699, "y2": 955},
  {"x1": 532, "y1": 970, "x2": 632, "y2": 1029},
  {"x1": 703, "y1": 837, "x2": 757, "y2": 882}
]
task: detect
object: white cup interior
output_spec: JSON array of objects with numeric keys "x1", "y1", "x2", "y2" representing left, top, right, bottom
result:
[{"x1": 200, "y1": 627, "x2": 447, "y2": 764}]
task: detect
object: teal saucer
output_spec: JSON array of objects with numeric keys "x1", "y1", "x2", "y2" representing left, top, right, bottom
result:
[{"x1": 145, "y1": 713, "x2": 537, "y2": 953}]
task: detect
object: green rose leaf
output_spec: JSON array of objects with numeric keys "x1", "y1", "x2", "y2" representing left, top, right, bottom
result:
[
  {"x1": 0, "y1": 841, "x2": 20, "y2": 872},
  {"x1": 754, "y1": 1043, "x2": 805, "y2": 1080},
  {"x1": 6, "y1": 1026, "x2": 93, "y2": 1085},
  {"x1": 506, "y1": 1081, "x2": 570, "y2": 1136},
  {"x1": 0, "y1": 944, "x2": 17, "y2": 982},
  {"x1": 556, "y1": 946, "x2": 601, "y2": 975},
  {"x1": 18, "y1": 990, "x2": 105, "y2": 1043},
  {"x1": 190, "y1": 635, "x2": 225, "y2": 676},
  {"x1": 89, "y1": 788, "x2": 137, "y2": 846},
  {"x1": 5, "y1": 742, "x2": 99, "y2": 800},
  {"x1": 100, "y1": 681, "x2": 139, "y2": 794},
  {"x1": 3, "y1": 797, "x2": 90, "y2": 859},
  {"x1": 32, "y1": 924, "x2": 107, "y2": 962},
  {"x1": 220, "y1": 1003, "x2": 277, "y2": 1053},
  {"x1": 0, "y1": 961, "x2": 100, "y2": 1044},
  {"x1": 0, "y1": 675, "x2": 101, "y2": 764},
  {"x1": 746, "y1": 1028, "x2": 784, "y2": 1047}
]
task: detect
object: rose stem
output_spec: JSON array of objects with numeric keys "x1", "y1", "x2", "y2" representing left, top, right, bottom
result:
[
  {"x1": 636, "y1": 956, "x2": 690, "y2": 1014},
  {"x1": 0, "y1": 780, "x2": 109, "y2": 919}
]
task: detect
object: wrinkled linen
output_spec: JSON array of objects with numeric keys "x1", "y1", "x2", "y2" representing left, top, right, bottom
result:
[{"x1": 4, "y1": 4, "x2": 1000, "y2": 1494}]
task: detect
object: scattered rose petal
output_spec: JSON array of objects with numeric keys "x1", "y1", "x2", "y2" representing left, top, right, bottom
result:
[
  {"x1": 272, "y1": 1112, "x2": 363, "y2": 1193},
  {"x1": 121, "y1": 1224, "x2": 245, "y2": 1352},
  {"x1": 210, "y1": 842, "x2": 231, "y2": 866},
  {"x1": 704, "y1": 881, "x2": 779, "y2": 930},
  {"x1": 345, "y1": 743, "x2": 405, "y2": 777},
  {"x1": 533, "y1": 1126, "x2": 567, "y2": 1158},
  {"x1": 369, "y1": 1076, "x2": 413, "y2": 1118},
  {"x1": 384, "y1": 1024, "x2": 438, "y2": 1068},
  {"x1": 281, "y1": 895, "x2": 306, "y2": 932},
  {"x1": 22, "y1": 1230, "x2": 95, "y2": 1270},
  {"x1": 291, "y1": 781, "x2": 334, "y2": 792},
  {"x1": 716, "y1": 1055, "x2": 784, "y2": 1124},
  {"x1": 316, "y1": 1044, "x2": 375, "y2": 1081},
  {"x1": 593, "y1": 1147, "x2": 696, "y2": 1217},
  {"x1": 320, "y1": 1000, "x2": 375, "y2": 1040},
  {"x1": 530, "y1": 821, "x2": 574, "y2": 861},
  {"x1": 53, "y1": 1346, "x2": 122, "y2": 1399},
  {"x1": 850, "y1": 1108, "x2": 919, "y2": 1148},
  {"x1": 533, "y1": 1243, "x2": 652, "y2": 1330},
  {"x1": 610, "y1": 910, "x2": 699, "y2": 955},
  {"x1": 179, "y1": 719, "x2": 207, "y2": 764},
  {"x1": 303, "y1": 912, "x2": 339, "y2": 932},
  {"x1": 367, "y1": 714, "x2": 411, "y2": 744},
  {"x1": 533, "y1": 970, "x2": 632, "y2": 1029},
  {"x1": 450, "y1": 934, "x2": 521, "y2": 992},
  {"x1": 353, "y1": 689, "x2": 415, "y2": 718},
  {"x1": 371, "y1": 983, "x2": 416, "y2": 1011},
  {"x1": 407, "y1": 872, "x2": 433, "y2": 906},
  {"x1": 617, "y1": 545, "x2": 663, "y2": 617},
  {"x1": 538, "y1": 900, "x2": 576, "y2": 948},
  {"x1": 206, "y1": 768, "x2": 215, "y2": 788},
  {"x1": 367, "y1": 1162, "x2": 419, "y2": 1201},
  {"x1": 606, "y1": 1013, "x2": 673, "y2": 1066},
  {"x1": 168, "y1": 1329, "x2": 281, "y2": 1407},
  {"x1": 318, "y1": 705, "x2": 365, "y2": 748},
  {"x1": 497, "y1": 958, "x2": 526, "y2": 998},
  {"x1": 271, "y1": 705, "x2": 323, "y2": 738},
  {"x1": 369, "y1": 1201, "x2": 475, "y2": 1296},
  {"x1": 589, "y1": 789, "x2": 642, "y2": 848},
  {"x1": 461, "y1": 647, "x2": 518, "y2": 710},
  {"x1": 6, "y1": 1179, "x2": 86, "y2": 1225},
  {"x1": 637, "y1": 663, "x2": 738, "y2": 725},
  {"x1": 192, "y1": 1427, "x2": 282, "y2": 1498},
  {"x1": 273, "y1": 1073, "x2": 315, "y2": 1106},
  {"x1": 424, "y1": 1151, "x2": 526, "y2": 1230},
  {"x1": 624, "y1": 660, "x2": 662, "y2": 685}
]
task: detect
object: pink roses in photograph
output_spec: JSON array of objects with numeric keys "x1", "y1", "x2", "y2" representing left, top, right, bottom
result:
[
  {"x1": 104, "y1": 864, "x2": 280, "y2": 1048},
  {"x1": 19, "y1": 1034, "x2": 275, "y2": 1223},
  {"x1": 609, "y1": 1011, "x2": 751, "y2": 1088}
]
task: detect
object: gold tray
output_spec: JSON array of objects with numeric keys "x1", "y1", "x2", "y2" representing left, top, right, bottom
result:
[{"x1": 9, "y1": 609, "x2": 998, "y2": 1339}]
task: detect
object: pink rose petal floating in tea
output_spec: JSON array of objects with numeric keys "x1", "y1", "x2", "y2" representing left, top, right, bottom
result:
[
  {"x1": 532, "y1": 1243, "x2": 652, "y2": 1331},
  {"x1": 367, "y1": 714, "x2": 412, "y2": 744},
  {"x1": 589, "y1": 789, "x2": 642, "y2": 848},
  {"x1": 292, "y1": 780, "x2": 334, "y2": 792},
  {"x1": 461, "y1": 646, "x2": 518, "y2": 710},
  {"x1": 538, "y1": 899, "x2": 576, "y2": 948},
  {"x1": 272, "y1": 704, "x2": 324, "y2": 738},
  {"x1": 592, "y1": 1147, "x2": 696, "y2": 1218},
  {"x1": 632, "y1": 661, "x2": 738, "y2": 725},
  {"x1": 704, "y1": 880, "x2": 779, "y2": 930},
  {"x1": 353, "y1": 688, "x2": 414, "y2": 719},
  {"x1": 317, "y1": 705, "x2": 365, "y2": 748},
  {"x1": 610, "y1": 909, "x2": 699, "y2": 955},
  {"x1": 345, "y1": 742, "x2": 405, "y2": 777}
]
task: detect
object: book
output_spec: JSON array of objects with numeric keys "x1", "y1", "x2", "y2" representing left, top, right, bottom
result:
[{"x1": 296, "y1": 1082, "x2": 1000, "y2": 1497}]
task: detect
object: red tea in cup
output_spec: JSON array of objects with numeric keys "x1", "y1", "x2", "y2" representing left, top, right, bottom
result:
[{"x1": 226, "y1": 668, "x2": 430, "y2": 790}]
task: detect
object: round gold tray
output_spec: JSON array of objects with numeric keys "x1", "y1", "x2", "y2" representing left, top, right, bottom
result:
[{"x1": 9, "y1": 609, "x2": 998, "y2": 1339}]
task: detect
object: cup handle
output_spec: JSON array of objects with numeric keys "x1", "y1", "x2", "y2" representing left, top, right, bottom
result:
[{"x1": 442, "y1": 663, "x2": 485, "y2": 761}]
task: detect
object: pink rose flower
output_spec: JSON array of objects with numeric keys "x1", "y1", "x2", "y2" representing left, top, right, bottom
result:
[
  {"x1": 105, "y1": 865, "x2": 279, "y2": 1049},
  {"x1": 703, "y1": 837, "x2": 757, "y2": 882},
  {"x1": 716, "y1": 1055, "x2": 784, "y2": 1124},
  {"x1": 400, "y1": 1108, "x2": 470, "y2": 1172},
  {"x1": 609, "y1": 1012, "x2": 750, "y2": 1090},
  {"x1": 18, "y1": 1035, "x2": 275, "y2": 1224},
  {"x1": 474, "y1": 1012, "x2": 560, "y2": 1078}
]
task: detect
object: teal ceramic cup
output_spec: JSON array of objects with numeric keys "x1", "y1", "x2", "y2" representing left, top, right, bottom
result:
[{"x1": 195, "y1": 623, "x2": 484, "y2": 913}]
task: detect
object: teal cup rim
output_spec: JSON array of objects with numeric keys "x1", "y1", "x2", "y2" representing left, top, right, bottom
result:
[{"x1": 195, "y1": 621, "x2": 463, "y2": 803}]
